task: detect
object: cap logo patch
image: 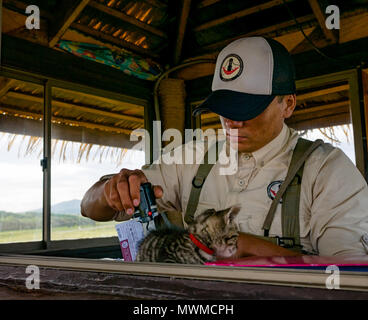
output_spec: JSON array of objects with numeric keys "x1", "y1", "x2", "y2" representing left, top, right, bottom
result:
[
  {"x1": 220, "y1": 54, "x2": 243, "y2": 81},
  {"x1": 267, "y1": 180, "x2": 283, "y2": 203}
]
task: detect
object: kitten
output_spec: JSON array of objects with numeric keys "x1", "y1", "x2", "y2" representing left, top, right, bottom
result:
[{"x1": 135, "y1": 207, "x2": 240, "y2": 264}]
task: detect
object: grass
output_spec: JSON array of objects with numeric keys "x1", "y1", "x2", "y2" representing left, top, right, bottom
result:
[{"x1": 0, "y1": 222, "x2": 119, "y2": 243}]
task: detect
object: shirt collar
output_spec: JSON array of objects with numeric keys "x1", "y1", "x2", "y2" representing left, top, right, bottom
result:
[
  {"x1": 218, "y1": 123, "x2": 295, "y2": 168},
  {"x1": 242, "y1": 123, "x2": 291, "y2": 167}
]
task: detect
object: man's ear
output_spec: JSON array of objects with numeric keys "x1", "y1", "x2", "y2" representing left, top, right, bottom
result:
[{"x1": 283, "y1": 94, "x2": 296, "y2": 119}]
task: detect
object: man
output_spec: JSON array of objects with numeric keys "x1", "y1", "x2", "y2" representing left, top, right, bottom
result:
[{"x1": 81, "y1": 37, "x2": 368, "y2": 258}]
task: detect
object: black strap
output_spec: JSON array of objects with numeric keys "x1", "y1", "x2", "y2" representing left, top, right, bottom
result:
[
  {"x1": 184, "y1": 140, "x2": 225, "y2": 224},
  {"x1": 262, "y1": 138, "x2": 324, "y2": 240},
  {"x1": 183, "y1": 137, "x2": 324, "y2": 252}
]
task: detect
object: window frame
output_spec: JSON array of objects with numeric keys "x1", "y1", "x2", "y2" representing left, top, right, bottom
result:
[
  {"x1": 0, "y1": 67, "x2": 149, "y2": 252},
  {"x1": 295, "y1": 68, "x2": 367, "y2": 177},
  {"x1": 0, "y1": 68, "x2": 367, "y2": 294},
  {"x1": 0, "y1": 254, "x2": 368, "y2": 293}
]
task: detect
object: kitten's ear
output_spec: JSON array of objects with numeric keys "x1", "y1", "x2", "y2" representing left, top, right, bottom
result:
[
  {"x1": 195, "y1": 208, "x2": 216, "y2": 224},
  {"x1": 223, "y1": 206, "x2": 240, "y2": 224}
]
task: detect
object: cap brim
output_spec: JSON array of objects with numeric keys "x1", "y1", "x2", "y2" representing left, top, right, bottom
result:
[{"x1": 193, "y1": 90, "x2": 276, "y2": 121}]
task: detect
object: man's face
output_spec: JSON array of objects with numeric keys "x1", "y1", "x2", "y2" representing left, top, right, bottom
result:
[{"x1": 220, "y1": 95, "x2": 296, "y2": 153}]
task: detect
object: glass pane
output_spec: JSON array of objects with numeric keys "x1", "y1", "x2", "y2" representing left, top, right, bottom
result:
[
  {"x1": 0, "y1": 78, "x2": 43, "y2": 243},
  {"x1": 50, "y1": 87, "x2": 145, "y2": 240},
  {"x1": 290, "y1": 81, "x2": 355, "y2": 163},
  {"x1": 300, "y1": 124, "x2": 355, "y2": 164}
]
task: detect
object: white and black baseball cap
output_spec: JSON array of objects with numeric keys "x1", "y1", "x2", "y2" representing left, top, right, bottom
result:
[{"x1": 193, "y1": 36, "x2": 296, "y2": 121}]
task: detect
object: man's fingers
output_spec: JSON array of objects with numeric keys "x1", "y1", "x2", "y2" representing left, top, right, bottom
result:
[
  {"x1": 104, "y1": 180, "x2": 124, "y2": 212},
  {"x1": 104, "y1": 169, "x2": 156, "y2": 216},
  {"x1": 116, "y1": 175, "x2": 135, "y2": 215},
  {"x1": 129, "y1": 170, "x2": 148, "y2": 207}
]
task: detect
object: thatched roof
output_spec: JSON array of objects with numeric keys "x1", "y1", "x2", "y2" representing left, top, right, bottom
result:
[{"x1": 1, "y1": 0, "x2": 368, "y2": 152}]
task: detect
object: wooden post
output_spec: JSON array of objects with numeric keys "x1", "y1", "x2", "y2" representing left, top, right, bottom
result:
[
  {"x1": 42, "y1": 81, "x2": 52, "y2": 248},
  {"x1": 361, "y1": 68, "x2": 368, "y2": 179},
  {"x1": 0, "y1": 0, "x2": 2, "y2": 68},
  {"x1": 173, "y1": 0, "x2": 192, "y2": 65},
  {"x1": 144, "y1": 99, "x2": 154, "y2": 165}
]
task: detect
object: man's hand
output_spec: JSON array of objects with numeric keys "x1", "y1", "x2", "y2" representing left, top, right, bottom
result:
[
  {"x1": 216, "y1": 232, "x2": 302, "y2": 260},
  {"x1": 103, "y1": 169, "x2": 163, "y2": 216}
]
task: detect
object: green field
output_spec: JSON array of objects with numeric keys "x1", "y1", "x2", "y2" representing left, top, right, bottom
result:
[{"x1": 0, "y1": 222, "x2": 119, "y2": 243}]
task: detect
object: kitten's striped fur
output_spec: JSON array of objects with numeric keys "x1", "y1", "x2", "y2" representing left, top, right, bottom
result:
[{"x1": 136, "y1": 207, "x2": 239, "y2": 264}]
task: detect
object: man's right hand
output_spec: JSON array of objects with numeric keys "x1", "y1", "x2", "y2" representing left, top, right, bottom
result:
[
  {"x1": 103, "y1": 169, "x2": 163, "y2": 216},
  {"x1": 81, "y1": 168, "x2": 163, "y2": 221}
]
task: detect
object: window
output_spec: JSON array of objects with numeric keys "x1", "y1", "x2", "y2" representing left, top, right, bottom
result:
[
  {"x1": 0, "y1": 73, "x2": 147, "y2": 247},
  {"x1": 0, "y1": 77, "x2": 44, "y2": 243},
  {"x1": 50, "y1": 86, "x2": 146, "y2": 240}
]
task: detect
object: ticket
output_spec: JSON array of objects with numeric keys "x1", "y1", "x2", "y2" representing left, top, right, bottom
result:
[{"x1": 115, "y1": 220, "x2": 145, "y2": 261}]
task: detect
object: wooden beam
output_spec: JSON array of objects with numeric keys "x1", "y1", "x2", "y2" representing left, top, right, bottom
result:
[
  {"x1": 70, "y1": 22, "x2": 159, "y2": 59},
  {"x1": 293, "y1": 100, "x2": 349, "y2": 115},
  {"x1": 3, "y1": 0, "x2": 53, "y2": 20},
  {"x1": 286, "y1": 113, "x2": 350, "y2": 131},
  {"x1": 0, "y1": 114, "x2": 137, "y2": 149},
  {"x1": 143, "y1": 0, "x2": 167, "y2": 9},
  {"x1": 89, "y1": 0, "x2": 167, "y2": 39},
  {"x1": 0, "y1": 105, "x2": 137, "y2": 135},
  {"x1": 173, "y1": 0, "x2": 192, "y2": 65},
  {"x1": 49, "y1": 0, "x2": 91, "y2": 48},
  {"x1": 197, "y1": 14, "x2": 316, "y2": 54},
  {"x1": 196, "y1": 0, "x2": 222, "y2": 9},
  {"x1": 194, "y1": 0, "x2": 294, "y2": 32},
  {"x1": 201, "y1": 112, "x2": 218, "y2": 120},
  {"x1": 0, "y1": 0, "x2": 2, "y2": 68},
  {"x1": 6, "y1": 91, "x2": 144, "y2": 124},
  {"x1": 191, "y1": 9, "x2": 368, "y2": 60},
  {"x1": 54, "y1": 87, "x2": 142, "y2": 112},
  {"x1": 308, "y1": 0, "x2": 338, "y2": 44},
  {"x1": 297, "y1": 84, "x2": 349, "y2": 100},
  {"x1": 0, "y1": 78, "x2": 17, "y2": 98},
  {"x1": 202, "y1": 122, "x2": 222, "y2": 130},
  {"x1": 363, "y1": 69, "x2": 368, "y2": 152},
  {"x1": 2, "y1": 34, "x2": 153, "y2": 101}
]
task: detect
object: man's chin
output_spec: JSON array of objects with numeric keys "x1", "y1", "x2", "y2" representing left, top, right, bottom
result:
[{"x1": 227, "y1": 137, "x2": 255, "y2": 153}]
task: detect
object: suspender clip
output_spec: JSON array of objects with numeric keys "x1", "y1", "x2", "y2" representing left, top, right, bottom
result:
[{"x1": 275, "y1": 236, "x2": 296, "y2": 248}]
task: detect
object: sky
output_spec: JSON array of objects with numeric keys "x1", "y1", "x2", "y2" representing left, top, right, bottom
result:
[
  {"x1": 0, "y1": 134, "x2": 145, "y2": 212},
  {"x1": 0, "y1": 125, "x2": 356, "y2": 212}
]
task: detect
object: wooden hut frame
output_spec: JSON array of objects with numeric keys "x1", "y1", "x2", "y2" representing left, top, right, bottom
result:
[{"x1": 1, "y1": 0, "x2": 368, "y2": 299}]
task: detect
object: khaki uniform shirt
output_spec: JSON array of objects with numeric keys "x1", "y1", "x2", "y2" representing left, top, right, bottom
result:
[{"x1": 114, "y1": 124, "x2": 368, "y2": 257}]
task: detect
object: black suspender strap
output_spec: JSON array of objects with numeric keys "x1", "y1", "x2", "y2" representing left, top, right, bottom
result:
[
  {"x1": 262, "y1": 138, "x2": 324, "y2": 241},
  {"x1": 184, "y1": 140, "x2": 225, "y2": 224},
  {"x1": 184, "y1": 137, "x2": 324, "y2": 253}
]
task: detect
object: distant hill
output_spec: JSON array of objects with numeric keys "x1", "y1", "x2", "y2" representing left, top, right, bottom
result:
[{"x1": 32, "y1": 199, "x2": 81, "y2": 215}]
